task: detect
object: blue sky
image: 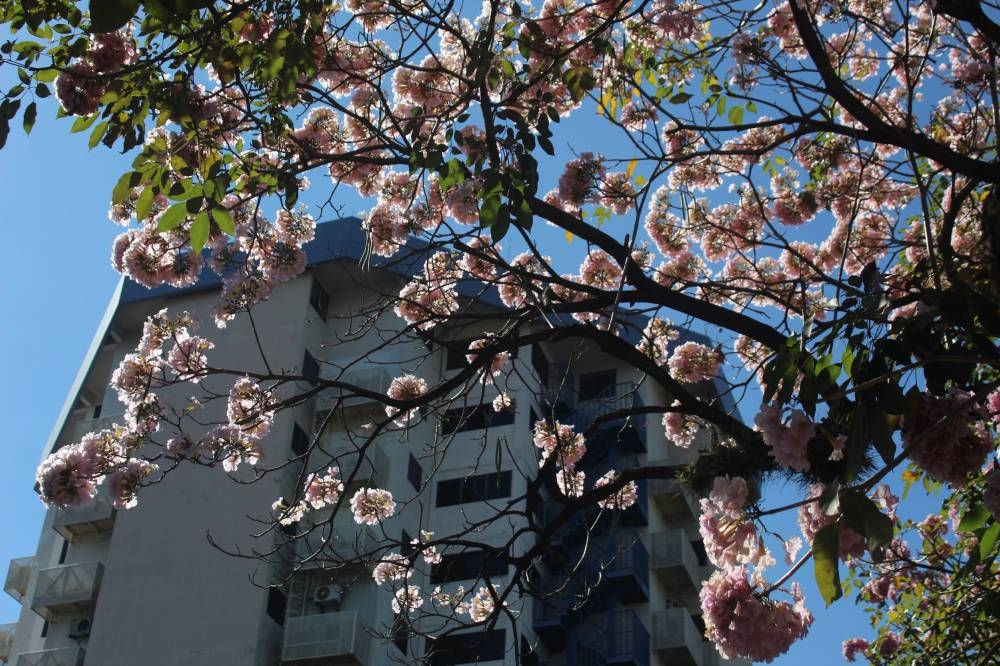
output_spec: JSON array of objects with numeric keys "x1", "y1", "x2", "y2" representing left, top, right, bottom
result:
[{"x1": 0, "y1": 98, "x2": 945, "y2": 664}]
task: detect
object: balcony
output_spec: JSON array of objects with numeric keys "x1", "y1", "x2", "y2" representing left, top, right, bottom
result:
[
  {"x1": 318, "y1": 361, "x2": 394, "y2": 406},
  {"x1": 532, "y1": 598, "x2": 569, "y2": 652},
  {"x1": 652, "y1": 608, "x2": 704, "y2": 666},
  {"x1": 71, "y1": 413, "x2": 123, "y2": 441},
  {"x1": 648, "y1": 472, "x2": 699, "y2": 524},
  {"x1": 15, "y1": 649, "x2": 84, "y2": 666},
  {"x1": 282, "y1": 610, "x2": 369, "y2": 664},
  {"x1": 52, "y1": 492, "x2": 115, "y2": 542},
  {"x1": 0, "y1": 623, "x2": 14, "y2": 663},
  {"x1": 30, "y1": 563, "x2": 103, "y2": 621},
  {"x1": 574, "y1": 610, "x2": 650, "y2": 666},
  {"x1": 296, "y1": 524, "x2": 382, "y2": 567},
  {"x1": 4, "y1": 558, "x2": 32, "y2": 603},
  {"x1": 651, "y1": 530, "x2": 700, "y2": 594},
  {"x1": 603, "y1": 534, "x2": 650, "y2": 604}
]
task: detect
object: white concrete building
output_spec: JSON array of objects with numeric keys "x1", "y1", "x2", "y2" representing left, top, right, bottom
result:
[{"x1": 2, "y1": 220, "x2": 738, "y2": 666}]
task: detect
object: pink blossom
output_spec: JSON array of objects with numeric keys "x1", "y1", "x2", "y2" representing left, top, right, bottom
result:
[
  {"x1": 783, "y1": 536, "x2": 803, "y2": 564},
  {"x1": 167, "y1": 334, "x2": 213, "y2": 381},
  {"x1": 667, "y1": 341, "x2": 722, "y2": 383},
  {"x1": 797, "y1": 484, "x2": 866, "y2": 561},
  {"x1": 556, "y1": 468, "x2": 585, "y2": 497},
  {"x1": 373, "y1": 553, "x2": 411, "y2": 584},
  {"x1": 88, "y1": 30, "x2": 138, "y2": 73},
  {"x1": 460, "y1": 236, "x2": 502, "y2": 281},
  {"x1": 700, "y1": 568, "x2": 813, "y2": 662},
  {"x1": 468, "y1": 586, "x2": 496, "y2": 622},
  {"x1": 36, "y1": 444, "x2": 102, "y2": 508},
  {"x1": 492, "y1": 393, "x2": 515, "y2": 412},
  {"x1": 227, "y1": 378, "x2": 275, "y2": 439},
  {"x1": 350, "y1": 487, "x2": 396, "y2": 524},
  {"x1": 579, "y1": 250, "x2": 623, "y2": 289},
  {"x1": 662, "y1": 402, "x2": 699, "y2": 448},
  {"x1": 200, "y1": 424, "x2": 262, "y2": 472},
  {"x1": 303, "y1": 467, "x2": 344, "y2": 510},
  {"x1": 106, "y1": 458, "x2": 156, "y2": 509},
  {"x1": 842, "y1": 638, "x2": 870, "y2": 662},
  {"x1": 55, "y1": 62, "x2": 107, "y2": 116},
  {"x1": 754, "y1": 404, "x2": 813, "y2": 472},
  {"x1": 391, "y1": 585, "x2": 424, "y2": 614},
  {"x1": 636, "y1": 317, "x2": 679, "y2": 364},
  {"x1": 902, "y1": 390, "x2": 991, "y2": 487},
  {"x1": 532, "y1": 421, "x2": 587, "y2": 468},
  {"x1": 558, "y1": 152, "x2": 605, "y2": 208},
  {"x1": 594, "y1": 470, "x2": 638, "y2": 510},
  {"x1": 467, "y1": 337, "x2": 510, "y2": 384},
  {"x1": 385, "y1": 374, "x2": 428, "y2": 425},
  {"x1": 699, "y1": 476, "x2": 763, "y2": 568}
]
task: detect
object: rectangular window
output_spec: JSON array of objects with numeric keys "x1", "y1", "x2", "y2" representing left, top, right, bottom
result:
[
  {"x1": 440, "y1": 405, "x2": 515, "y2": 436},
  {"x1": 291, "y1": 423, "x2": 309, "y2": 456},
  {"x1": 302, "y1": 351, "x2": 320, "y2": 383},
  {"x1": 58, "y1": 538, "x2": 69, "y2": 565},
  {"x1": 310, "y1": 278, "x2": 330, "y2": 321},
  {"x1": 431, "y1": 551, "x2": 508, "y2": 584},
  {"x1": 436, "y1": 471, "x2": 512, "y2": 507},
  {"x1": 531, "y1": 345, "x2": 550, "y2": 387},
  {"x1": 266, "y1": 588, "x2": 287, "y2": 626},
  {"x1": 520, "y1": 636, "x2": 539, "y2": 666},
  {"x1": 408, "y1": 453, "x2": 423, "y2": 492},
  {"x1": 445, "y1": 340, "x2": 471, "y2": 371},
  {"x1": 401, "y1": 530, "x2": 415, "y2": 557},
  {"x1": 578, "y1": 370, "x2": 616, "y2": 401},
  {"x1": 691, "y1": 540, "x2": 708, "y2": 567},
  {"x1": 428, "y1": 629, "x2": 506, "y2": 666}
]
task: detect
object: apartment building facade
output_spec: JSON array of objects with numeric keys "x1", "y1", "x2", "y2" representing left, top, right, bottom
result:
[{"x1": 2, "y1": 219, "x2": 739, "y2": 666}]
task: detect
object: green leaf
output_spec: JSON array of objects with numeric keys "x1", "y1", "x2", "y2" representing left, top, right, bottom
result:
[
  {"x1": 89, "y1": 0, "x2": 140, "y2": 34},
  {"x1": 980, "y1": 523, "x2": 1000, "y2": 561},
  {"x1": 157, "y1": 203, "x2": 187, "y2": 232},
  {"x1": 135, "y1": 186, "x2": 155, "y2": 220},
  {"x1": 813, "y1": 523, "x2": 843, "y2": 606},
  {"x1": 727, "y1": 105, "x2": 744, "y2": 125},
  {"x1": 88, "y1": 120, "x2": 109, "y2": 148},
  {"x1": 189, "y1": 211, "x2": 210, "y2": 252},
  {"x1": 959, "y1": 503, "x2": 990, "y2": 533},
  {"x1": 840, "y1": 490, "x2": 893, "y2": 554},
  {"x1": 210, "y1": 208, "x2": 235, "y2": 235},
  {"x1": 22, "y1": 101, "x2": 36, "y2": 135},
  {"x1": 70, "y1": 113, "x2": 100, "y2": 134},
  {"x1": 669, "y1": 92, "x2": 693, "y2": 104}
]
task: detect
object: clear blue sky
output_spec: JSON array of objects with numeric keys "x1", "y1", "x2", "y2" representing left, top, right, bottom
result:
[{"x1": 0, "y1": 98, "x2": 942, "y2": 664}]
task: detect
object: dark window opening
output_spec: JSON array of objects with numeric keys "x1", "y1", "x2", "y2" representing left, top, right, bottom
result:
[
  {"x1": 302, "y1": 351, "x2": 320, "y2": 383},
  {"x1": 401, "y1": 530, "x2": 415, "y2": 556},
  {"x1": 310, "y1": 278, "x2": 330, "y2": 321},
  {"x1": 428, "y1": 629, "x2": 506, "y2": 666},
  {"x1": 436, "y1": 471, "x2": 513, "y2": 507},
  {"x1": 392, "y1": 616, "x2": 409, "y2": 656},
  {"x1": 531, "y1": 345, "x2": 550, "y2": 387},
  {"x1": 520, "y1": 636, "x2": 539, "y2": 666},
  {"x1": 92, "y1": 403, "x2": 102, "y2": 419},
  {"x1": 40, "y1": 621, "x2": 48, "y2": 638},
  {"x1": 431, "y1": 550, "x2": 508, "y2": 584},
  {"x1": 440, "y1": 405, "x2": 515, "y2": 435},
  {"x1": 58, "y1": 539, "x2": 69, "y2": 565},
  {"x1": 691, "y1": 540, "x2": 708, "y2": 567},
  {"x1": 445, "y1": 340, "x2": 472, "y2": 371},
  {"x1": 266, "y1": 588, "x2": 288, "y2": 626},
  {"x1": 691, "y1": 614, "x2": 708, "y2": 641},
  {"x1": 291, "y1": 424, "x2": 310, "y2": 456},
  {"x1": 408, "y1": 453, "x2": 423, "y2": 492},
  {"x1": 578, "y1": 370, "x2": 617, "y2": 401}
]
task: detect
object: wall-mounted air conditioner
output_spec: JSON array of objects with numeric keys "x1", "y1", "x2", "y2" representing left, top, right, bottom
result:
[
  {"x1": 313, "y1": 584, "x2": 343, "y2": 609},
  {"x1": 69, "y1": 617, "x2": 92, "y2": 639}
]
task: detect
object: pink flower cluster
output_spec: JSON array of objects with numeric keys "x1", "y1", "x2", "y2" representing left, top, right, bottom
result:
[
  {"x1": 698, "y1": 476, "x2": 764, "y2": 569},
  {"x1": 636, "y1": 317, "x2": 679, "y2": 365},
  {"x1": 700, "y1": 567, "x2": 813, "y2": 663},
  {"x1": 304, "y1": 467, "x2": 345, "y2": 510},
  {"x1": 667, "y1": 341, "x2": 722, "y2": 383},
  {"x1": 106, "y1": 458, "x2": 156, "y2": 509},
  {"x1": 372, "y1": 552, "x2": 411, "y2": 585},
  {"x1": 557, "y1": 152, "x2": 605, "y2": 209},
  {"x1": 385, "y1": 374, "x2": 428, "y2": 426},
  {"x1": 532, "y1": 420, "x2": 587, "y2": 469},
  {"x1": 56, "y1": 30, "x2": 137, "y2": 116},
  {"x1": 662, "y1": 401, "x2": 699, "y2": 448},
  {"x1": 754, "y1": 404, "x2": 814, "y2": 472},
  {"x1": 842, "y1": 637, "x2": 870, "y2": 662},
  {"x1": 391, "y1": 585, "x2": 424, "y2": 614},
  {"x1": 594, "y1": 470, "x2": 639, "y2": 510},
  {"x1": 227, "y1": 377, "x2": 275, "y2": 439},
  {"x1": 902, "y1": 390, "x2": 991, "y2": 487},
  {"x1": 466, "y1": 337, "x2": 510, "y2": 384},
  {"x1": 797, "y1": 484, "x2": 866, "y2": 561},
  {"x1": 350, "y1": 487, "x2": 396, "y2": 525}
]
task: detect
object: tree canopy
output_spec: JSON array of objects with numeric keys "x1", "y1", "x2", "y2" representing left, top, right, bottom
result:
[{"x1": 4, "y1": 0, "x2": 1000, "y2": 662}]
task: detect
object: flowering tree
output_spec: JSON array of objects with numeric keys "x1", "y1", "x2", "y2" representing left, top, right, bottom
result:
[{"x1": 5, "y1": 0, "x2": 1000, "y2": 662}]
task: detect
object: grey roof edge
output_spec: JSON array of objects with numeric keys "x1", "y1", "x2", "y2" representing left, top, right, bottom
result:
[{"x1": 40, "y1": 276, "x2": 125, "y2": 463}]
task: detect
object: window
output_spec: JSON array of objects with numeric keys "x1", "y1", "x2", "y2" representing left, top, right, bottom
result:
[
  {"x1": 440, "y1": 405, "x2": 515, "y2": 435},
  {"x1": 408, "y1": 453, "x2": 423, "y2": 492},
  {"x1": 58, "y1": 539, "x2": 69, "y2": 565},
  {"x1": 266, "y1": 588, "x2": 287, "y2": 626},
  {"x1": 520, "y1": 636, "x2": 539, "y2": 666},
  {"x1": 445, "y1": 340, "x2": 471, "y2": 371},
  {"x1": 691, "y1": 614, "x2": 708, "y2": 641},
  {"x1": 392, "y1": 616, "x2": 409, "y2": 656},
  {"x1": 431, "y1": 551, "x2": 508, "y2": 584},
  {"x1": 428, "y1": 629, "x2": 506, "y2": 666},
  {"x1": 691, "y1": 540, "x2": 708, "y2": 567},
  {"x1": 291, "y1": 424, "x2": 309, "y2": 456},
  {"x1": 578, "y1": 370, "x2": 616, "y2": 401},
  {"x1": 310, "y1": 278, "x2": 330, "y2": 321},
  {"x1": 401, "y1": 530, "x2": 415, "y2": 556},
  {"x1": 531, "y1": 345, "x2": 550, "y2": 386},
  {"x1": 302, "y1": 351, "x2": 320, "y2": 383},
  {"x1": 436, "y1": 471, "x2": 513, "y2": 507}
]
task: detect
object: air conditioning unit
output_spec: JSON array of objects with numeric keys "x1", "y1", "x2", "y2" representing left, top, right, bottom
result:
[
  {"x1": 313, "y1": 584, "x2": 343, "y2": 609},
  {"x1": 69, "y1": 617, "x2": 92, "y2": 639}
]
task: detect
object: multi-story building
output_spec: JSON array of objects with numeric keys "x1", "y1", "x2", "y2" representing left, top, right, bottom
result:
[{"x1": 2, "y1": 219, "x2": 740, "y2": 666}]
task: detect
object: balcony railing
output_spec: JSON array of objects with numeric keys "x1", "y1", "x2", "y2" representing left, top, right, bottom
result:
[
  {"x1": 15, "y1": 648, "x2": 84, "y2": 666},
  {"x1": 30, "y1": 563, "x2": 103, "y2": 621},
  {"x1": 603, "y1": 533, "x2": 650, "y2": 603},
  {"x1": 71, "y1": 414, "x2": 123, "y2": 441},
  {"x1": 652, "y1": 608, "x2": 704, "y2": 666},
  {"x1": 0, "y1": 623, "x2": 14, "y2": 663},
  {"x1": 651, "y1": 530, "x2": 700, "y2": 594},
  {"x1": 318, "y1": 361, "x2": 395, "y2": 404},
  {"x1": 282, "y1": 610, "x2": 369, "y2": 664},
  {"x1": 296, "y1": 524, "x2": 381, "y2": 566},
  {"x1": 648, "y1": 470, "x2": 699, "y2": 524},
  {"x1": 4, "y1": 558, "x2": 32, "y2": 603},
  {"x1": 52, "y1": 493, "x2": 115, "y2": 542}
]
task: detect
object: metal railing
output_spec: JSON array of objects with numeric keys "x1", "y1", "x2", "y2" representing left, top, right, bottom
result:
[
  {"x1": 52, "y1": 492, "x2": 115, "y2": 542},
  {"x1": 652, "y1": 608, "x2": 704, "y2": 666},
  {"x1": 317, "y1": 360, "x2": 395, "y2": 403},
  {"x1": 31, "y1": 563, "x2": 103, "y2": 621},
  {"x1": 15, "y1": 648, "x2": 84, "y2": 666},
  {"x1": 282, "y1": 610, "x2": 368, "y2": 663},
  {"x1": 71, "y1": 414, "x2": 123, "y2": 442},
  {"x1": 651, "y1": 530, "x2": 700, "y2": 593},
  {"x1": 4, "y1": 558, "x2": 32, "y2": 603}
]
